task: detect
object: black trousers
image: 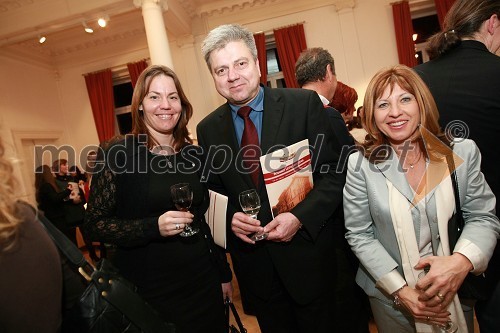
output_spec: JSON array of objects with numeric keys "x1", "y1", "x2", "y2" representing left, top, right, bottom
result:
[{"x1": 249, "y1": 271, "x2": 335, "y2": 333}]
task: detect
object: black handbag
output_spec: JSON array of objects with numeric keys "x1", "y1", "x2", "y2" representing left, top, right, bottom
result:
[
  {"x1": 446, "y1": 153, "x2": 491, "y2": 301},
  {"x1": 225, "y1": 298, "x2": 247, "y2": 333},
  {"x1": 37, "y1": 212, "x2": 176, "y2": 333}
]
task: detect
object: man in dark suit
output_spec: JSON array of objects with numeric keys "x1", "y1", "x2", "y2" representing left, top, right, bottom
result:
[
  {"x1": 414, "y1": 1, "x2": 500, "y2": 331},
  {"x1": 197, "y1": 24, "x2": 345, "y2": 333},
  {"x1": 295, "y1": 47, "x2": 369, "y2": 333},
  {"x1": 294, "y1": 47, "x2": 355, "y2": 161}
]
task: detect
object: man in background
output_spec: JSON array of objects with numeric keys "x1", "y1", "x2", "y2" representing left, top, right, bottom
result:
[{"x1": 295, "y1": 47, "x2": 370, "y2": 333}]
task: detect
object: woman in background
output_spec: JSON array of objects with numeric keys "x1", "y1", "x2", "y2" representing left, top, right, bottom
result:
[
  {"x1": 0, "y1": 139, "x2": 62, "y2": 333},
  {"x1": 52, "y1": 159, "x2": 85, "y2": 245},
  {"x1": 35, "y1": 164, "x2": 73, "y2": 240}
]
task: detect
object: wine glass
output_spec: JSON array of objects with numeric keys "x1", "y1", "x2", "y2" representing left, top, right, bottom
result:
[
  {"x1": 418, "y1": 268, "x2": 458, "y2": 333},
  {"x1": 170, "y1": 183, "x2": 199, "y2": 237},
  {"x1": 239, "y1": 189, "x2": 267, "y2": 241}
]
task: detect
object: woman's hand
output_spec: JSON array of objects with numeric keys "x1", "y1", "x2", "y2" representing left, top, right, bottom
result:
[
  {"x1": 222, "y1": 282, "x2": 233, "y2": 303},
  {"x1": 396, "y1": 286, "x2": 451, "y2": 326},
  {"x1": 158, "y1": 210, "x2": 193, "y2": 237},
  {"x1": 415, "y1": 254, "x2": 473, "y2": 308}
]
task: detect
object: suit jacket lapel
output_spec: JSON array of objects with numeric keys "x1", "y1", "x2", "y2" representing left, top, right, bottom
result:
[{"x1": 377, "y1": 151, "x2": 416, "y2": 205}]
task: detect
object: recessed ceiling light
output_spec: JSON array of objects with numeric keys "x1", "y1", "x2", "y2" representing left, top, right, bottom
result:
[{"x1": 83, "y1": 22, "x2": 94, "y2": 34}]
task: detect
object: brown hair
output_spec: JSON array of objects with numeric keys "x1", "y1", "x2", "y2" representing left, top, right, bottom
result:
[
  {"x1": 51, "y1": 158, "x2": 68, "y2": 175},
  {"x1": 361, "y1": 65, "x2": 450, "y2": 162},
  {"x1": 35, "y1": 165, "x2": 59, "y2": 205},
  {"x1": 426, "y1": 0, "x2": 500, "y2": 59},
  {"x1": 131, "y1": 65, "x2": 193, "y2": 150}
]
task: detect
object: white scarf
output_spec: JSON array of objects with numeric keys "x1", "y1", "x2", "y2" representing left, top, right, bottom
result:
[{"x1": 387, "y1": 175, "x2": 468, "y2": 332}]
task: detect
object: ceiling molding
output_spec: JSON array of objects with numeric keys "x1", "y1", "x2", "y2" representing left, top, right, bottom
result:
[
  {"x1": 0, "y1": 0, "x2": 35, "y2": 13},
  {"x1": 333, "y1": 0, "x2": 355, "y2": 12},
  {"x1": 196, "y1": 0, "x2": 277, "y2": 18}
]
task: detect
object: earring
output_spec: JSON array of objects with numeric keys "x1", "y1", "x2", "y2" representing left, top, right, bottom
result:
[{"x1": 138, "y1": 105, "x2": 143, "y2": 111}]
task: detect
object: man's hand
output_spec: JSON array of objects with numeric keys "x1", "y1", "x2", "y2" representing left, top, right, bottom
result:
[
  {"x1": 231, "y1": 212, "x2": 264, "y2": 244},
  {"x1": 264, "y1": 212, "x2": 302, "y2": 242}
]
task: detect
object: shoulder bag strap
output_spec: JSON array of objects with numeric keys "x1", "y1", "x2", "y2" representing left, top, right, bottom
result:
[
  {"x1": 226, "y1": 299, "x2": 246, "y2": 333},
  {"x1": 37, "y1": 212, "x2": 175, "y2": 333},
  {"x1": 445, "y1": 152, "x2": 464, "y2": 232}
]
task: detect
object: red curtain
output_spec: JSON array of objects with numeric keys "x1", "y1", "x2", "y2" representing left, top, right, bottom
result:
[
  {"x1": 392, "y1": 1, "x2": 418, "y2": 68},
  {"x1": 253, "y1": 33, "x2": 267, "y2": 85},
  {"x1": 84, "y1": 69, "x2": 115, "y2": 143},
  {"x1": 127, "y1": 59, "x2": 148, "y2": 88},
  {"x1": 274, "y1": 24, "x2": 307, "y2": 88},
  {"x1": 435, "y1": 0, "x2": 456, "y2": 28}
]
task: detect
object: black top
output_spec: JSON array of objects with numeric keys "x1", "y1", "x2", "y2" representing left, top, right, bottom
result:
[
  {"x1": 84, "y1": 137, "x2": 230, "y2": 331},
  {"x1": 415, "y1": 40, "x2": 500, "y2": 216},
  {"x1": 0, "y1": 202, "x2": 62, "y2": 333}
]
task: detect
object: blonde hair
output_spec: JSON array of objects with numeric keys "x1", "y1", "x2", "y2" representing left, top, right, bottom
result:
[
  {"x1": 0, "y1": 139, "x2": 21, "y2": 251},
  {"x1": 361, "y1": 65, "x2": 450, "y2": 162}
]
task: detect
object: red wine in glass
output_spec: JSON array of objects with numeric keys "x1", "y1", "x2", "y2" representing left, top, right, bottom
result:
[
  {"x1": 174, "y1": 199, "x2": 191, "y2": 212},
  {"x1": 170, "y1": 183, "x2": 199, "y2": 237}
]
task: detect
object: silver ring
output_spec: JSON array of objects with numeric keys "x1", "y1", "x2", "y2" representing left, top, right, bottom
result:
[
  {"x1": 175, "y1": 223, "x2": 180, "y2": 230},
  {"x1": 426, "y1": 316, "x2": 430, "y2": 321},
  {"x1": 437, "y1": 292, "x2": 445, "y2": 300}
]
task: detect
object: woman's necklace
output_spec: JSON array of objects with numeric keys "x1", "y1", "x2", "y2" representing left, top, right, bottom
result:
[{"x1": 406, "y1": 151, "x2": 422, "y2": 169}]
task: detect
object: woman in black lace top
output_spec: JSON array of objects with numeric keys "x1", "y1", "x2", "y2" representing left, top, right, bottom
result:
[{"x1": 84, "y1": 65, "x2": 232, "y2": 333}]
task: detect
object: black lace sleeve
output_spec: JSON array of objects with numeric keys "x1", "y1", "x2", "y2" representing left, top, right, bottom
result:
[{"x1": 83, "y1": 163, "x2": 157, "y2": 247}]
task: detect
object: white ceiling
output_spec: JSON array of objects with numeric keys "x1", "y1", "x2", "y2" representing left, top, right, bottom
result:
[{"x1": 0, "y1": 0, "x2": 436, "y2": 68}]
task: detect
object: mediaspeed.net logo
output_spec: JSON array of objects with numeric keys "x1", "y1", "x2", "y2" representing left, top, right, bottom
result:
[{"x1": 411, "y1": 125, "x2": 464, "y2": 206}]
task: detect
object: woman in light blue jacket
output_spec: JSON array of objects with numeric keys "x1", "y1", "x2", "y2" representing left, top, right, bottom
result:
[{"x1": 343, "y1": 65, "x2": 499, "y2": 332}]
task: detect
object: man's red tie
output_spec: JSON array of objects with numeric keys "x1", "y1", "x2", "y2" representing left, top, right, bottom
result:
[{"x1": 237, "y1": 106, "x2": 261, "y2": 186}]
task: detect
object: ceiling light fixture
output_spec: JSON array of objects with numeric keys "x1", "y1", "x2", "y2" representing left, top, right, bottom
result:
[
  {"x1": 97, "y1": 15, "x2": 109, "y2": 28},
  {"x1": 412, "y1": 33, "x2": 418, "y2": 42},
  {"x1": 83, "y1": 22, "x2": 94, "y2": 34},
  {"x1": 38, "y1": 34, "x2": 46, "y2": 44}
]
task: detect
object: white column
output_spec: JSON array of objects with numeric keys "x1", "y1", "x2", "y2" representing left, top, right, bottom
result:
[
  {"x1": 134, "y1": 0, "x2": 174, "y2": 68},
  {"x1": 335, "y1": 1, "x2": 364, "y2": 83}
]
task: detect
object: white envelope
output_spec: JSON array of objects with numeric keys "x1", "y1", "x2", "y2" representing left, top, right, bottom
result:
[{"x1": 205, "y1": 190, "x2": 228, "y2": 249}]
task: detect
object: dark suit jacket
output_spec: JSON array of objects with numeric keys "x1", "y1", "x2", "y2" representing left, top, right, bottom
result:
[
  {"x1": 324, "y1": 105, "x2": 355, "y2": 173},
  {"x1": 415, "y1": 40, "x2": 500, "y2": 215},
  {"x1": 196, "y1": 86, "x2": 345, "y2": 305},
  {"x1": 415, "y1": 40, "x2": 500, "y2": 281}
]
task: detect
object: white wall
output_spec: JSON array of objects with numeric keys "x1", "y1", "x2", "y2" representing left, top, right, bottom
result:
[{"x1": 0, "y1": 0, "x2": 400, "y2": 201}]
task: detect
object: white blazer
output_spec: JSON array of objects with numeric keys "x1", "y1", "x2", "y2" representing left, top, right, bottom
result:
[{"x1": 343, "y1": 139, "x2": 499, "y2": 301}]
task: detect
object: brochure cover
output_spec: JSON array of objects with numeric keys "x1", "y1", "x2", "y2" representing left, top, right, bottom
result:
[
  {"x1": 204, "y1": 190, "x2": 228, "y2": 248},
  {"x1": 259, "y1": 139, "x2": 313, "y2": 218}
]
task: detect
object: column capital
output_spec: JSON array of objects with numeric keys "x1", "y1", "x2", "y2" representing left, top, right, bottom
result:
[
  {"x1": 133, "y1": 0, "x2": 168, "y2": 11},
  {"x1": 333, "y1": 0, "x2": 355, "y2": 12}
]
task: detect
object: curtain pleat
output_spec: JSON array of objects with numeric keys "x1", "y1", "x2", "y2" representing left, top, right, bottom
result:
[
  {"x1": 392, "y1": 1, "x2": 418, "y2": 68},
  {"x1": 253, "y1": 33, "x2": 268, "y2": 85},
  {"x1": 84, "y1": 69, "x2": 115, "y2": 143},
  {"x1": 435, "y1": 0, "x2": 456, "y2": 28},
  {"x1": 127, "y1": 59, "x2": 148, "y2": 88},
  {"x1": 274, "y1": 24, "x2": 307, "y2": 88}
]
